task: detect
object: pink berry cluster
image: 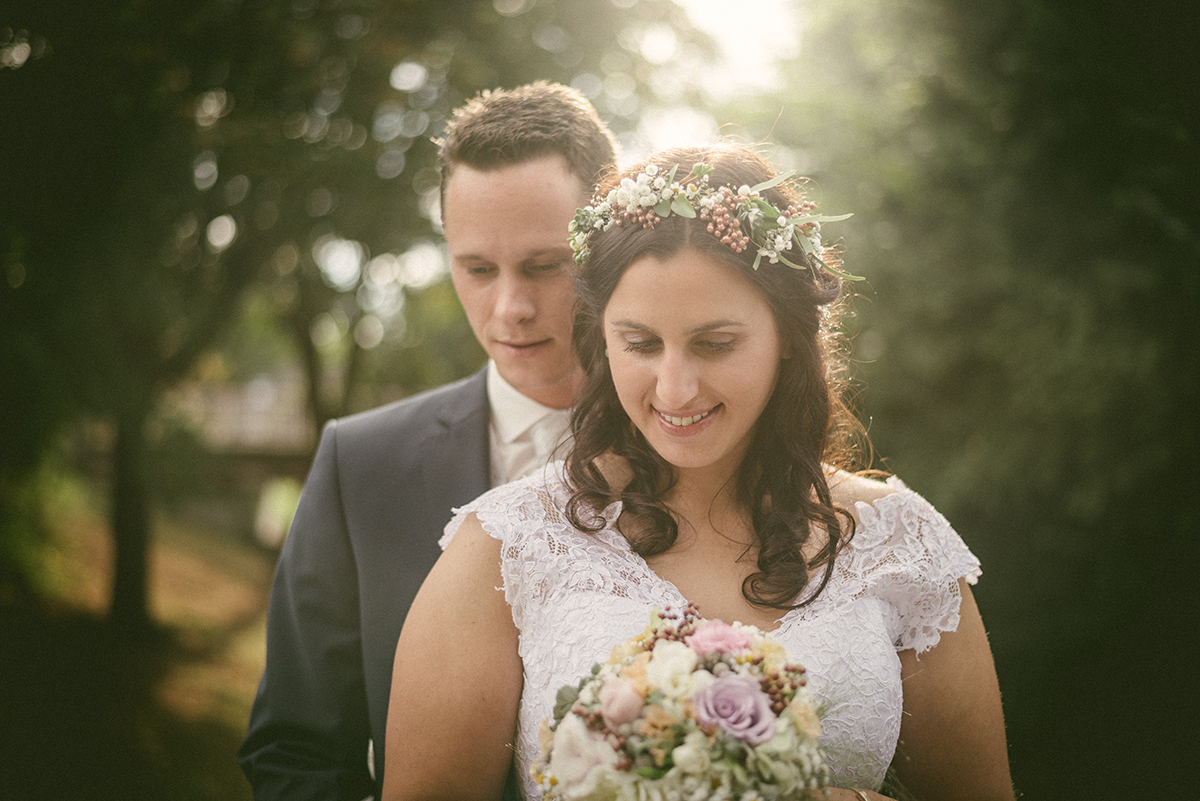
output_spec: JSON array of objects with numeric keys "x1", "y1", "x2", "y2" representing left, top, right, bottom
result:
[
  {"x1": 700, "y1": 187, "x2": 751, "y2": 253},
  {"x1": 611, "y1": 205, "x2": 663, "y2": 230}
]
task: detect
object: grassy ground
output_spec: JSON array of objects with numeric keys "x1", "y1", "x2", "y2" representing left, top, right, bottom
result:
[{"x1": 0, "y1": 476, "x2": 275, "y2": 800}]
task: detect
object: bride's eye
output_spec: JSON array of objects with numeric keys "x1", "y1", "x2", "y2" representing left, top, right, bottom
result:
[
  {"x1": 696, "y1": 339, "x2": 736, "y2": 354},
  {"x1": 622, "y1": 338, "x2": 660, "y2": 354}
]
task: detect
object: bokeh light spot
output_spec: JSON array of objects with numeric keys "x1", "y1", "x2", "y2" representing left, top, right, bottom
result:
[
  {"x1": 637, "y1": 23, "x2": 678, "y2": 64},
  {"x1": 206, "y1": 215, "x2": 237, "y2": 251},
  {"x1": 310, "y1": 312, "x2": 341, "y2": 349},
  {"x1": 535, "y1": 25, "x2": 570, "y2": 53},
  {"x1": 195, "y1": 89, "x2": 229, "y2": 127},
  {"x1": 313, "y1": 235, "x2": 364, "y2": 291},
  {"x1": 389, "y1": 61, "x2": 427, "y2": 92},
  {"x1": 354, "y1": 315, "x2": 385, "y2": 349},
  {"x1": 376, "y1": 148, "x2": 406, "y2": 180},
  {"x1": 306, "y1": 187, "x2": 334, "y2": 217},
  {"x1": 397, "y1": 241, "x2": 448, "y2": 288},
  {"x1": 193, "y1": 152, "x2": 218, "y2": 190},
  {"x1": 494, "y1": 0, "x2": 533, "y2": 17}
]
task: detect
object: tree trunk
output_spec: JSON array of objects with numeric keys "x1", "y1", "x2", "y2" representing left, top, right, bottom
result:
[{"x1": 109, "y1": 398, "x2": 152, "y2": 634}]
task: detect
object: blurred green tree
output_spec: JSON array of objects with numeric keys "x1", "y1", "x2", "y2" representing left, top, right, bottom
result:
[
  {"x1": 720, "y1": 0, "x2": 1197, "y2": 794},
  {"x1": 0, "y1": 0, "x2": 712, "y2": 632}
]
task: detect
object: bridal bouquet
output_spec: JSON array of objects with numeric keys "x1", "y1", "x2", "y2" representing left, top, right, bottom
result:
[{"x1": 532, "y1": 606, "x2": 830, "y2": 800}]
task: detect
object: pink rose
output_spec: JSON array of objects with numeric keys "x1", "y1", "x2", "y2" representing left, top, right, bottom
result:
[
  {"x1": 599, "y1": 677, "x2": 643, "y2": 726},
  {"x1": 693, "y1": 674, "x2": 777, "y2": 745},
  {"x1": 686, "y1": 620, "x2": 753, "y2": 657}
]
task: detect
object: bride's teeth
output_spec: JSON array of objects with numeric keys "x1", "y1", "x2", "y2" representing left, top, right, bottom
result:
[{"x1": 663, "y1": 411, "x2": 708, "y2": 426}]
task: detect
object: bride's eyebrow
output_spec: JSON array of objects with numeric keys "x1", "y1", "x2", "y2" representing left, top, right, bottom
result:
[
  {"x1": 688, "y1": 320, "x2": 746, "y2": 334},
  {"x1": 607, "y1": 319, "x2": 747, "y2": 334},
  {"x1": 607, "y1": 319, "x2": 653, "y2": 333}
]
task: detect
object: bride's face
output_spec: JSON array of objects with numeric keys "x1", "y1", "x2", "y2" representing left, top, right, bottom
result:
[{"x1": 603, "y1": 248, "x2": 783, "y2": 478}]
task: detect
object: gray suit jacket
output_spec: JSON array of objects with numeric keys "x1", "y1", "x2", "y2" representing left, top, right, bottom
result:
[{"x1": 239, "y1": 368, "x2": 517, "y2": 799}]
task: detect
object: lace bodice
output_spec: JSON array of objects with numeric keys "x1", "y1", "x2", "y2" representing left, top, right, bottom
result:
[{"x1": 441, "y1": 466, "x2": 981, "y2": 797}]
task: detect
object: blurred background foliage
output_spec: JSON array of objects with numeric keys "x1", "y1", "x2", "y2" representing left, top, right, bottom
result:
[{"x1": 0, "y1": 0, "x2": 1195, "y2": 798}]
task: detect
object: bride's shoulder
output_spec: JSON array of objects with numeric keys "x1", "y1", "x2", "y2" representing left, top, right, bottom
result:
[{"x1": 827, "y1": 469, "x2": 899, "y2": 521}]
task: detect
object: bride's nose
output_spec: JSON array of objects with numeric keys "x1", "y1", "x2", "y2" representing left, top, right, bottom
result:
[{"x1": 654, "y1": 349, "x2": 700, "y2": 410}]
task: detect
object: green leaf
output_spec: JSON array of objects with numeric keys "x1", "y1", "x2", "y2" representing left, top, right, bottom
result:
[
  {"x1": 778, "y1": 253, "x2": 805, "y2": 270},
  {"x1": 635, "y1": 766, "x2": 669, "y2": 779},
  {"x1": 752, "y1": 250, "x2": 764, "y2": 271},
  {"x1": 750, "y1": 198, "x2": 781, "y2": 222},
  {"x1": 750, "y1": 170, "x2": 795, "y2": 193},
  {"x1": 815, "y1": 257, "x2": 866, "y2": 281},
  {"x1": 553, "y1": 684, "x2": 579, "y2": 722},
  {"x1": 788, "y1": 213, "x2": 853, "y2": 225},
  {"x1": 654, "y1": 199, "x2": 672, "y2": 217},
  {"x1": 670, "y1": 196, "x2": 696, "y2": 218}
]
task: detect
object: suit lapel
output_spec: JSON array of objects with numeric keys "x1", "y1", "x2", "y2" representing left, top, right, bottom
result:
[{"x1": 419, "y1": 368, "x2": 490, "y2": 518}]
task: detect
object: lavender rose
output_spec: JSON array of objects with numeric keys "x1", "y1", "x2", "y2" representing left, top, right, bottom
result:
[{"x1": 692, "y1": 674, "x2": 777, "y2": 745}]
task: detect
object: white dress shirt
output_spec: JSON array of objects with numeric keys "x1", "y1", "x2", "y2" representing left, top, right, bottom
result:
[{"x1": 486, "y1": 360, "x2": 573, "y2": 486}]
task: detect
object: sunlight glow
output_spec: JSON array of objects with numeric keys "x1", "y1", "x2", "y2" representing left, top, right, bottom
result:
[
  {"x1": 628, "y1": 0, "x2": 802, "y2": 157},
  {"x1": 674, "y1": 0, "x2": 799, "y2": 98}
]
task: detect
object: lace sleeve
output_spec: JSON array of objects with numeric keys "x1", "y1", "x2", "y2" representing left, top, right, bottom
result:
[
  {"x1": 849, "y1": 478, "x2": 982, "y2": 655},
  {"x1": 440, "y1": 478, "x2": 566, "y2": 633}
]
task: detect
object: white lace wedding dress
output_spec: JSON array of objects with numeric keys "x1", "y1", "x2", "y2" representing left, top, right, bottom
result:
[{"x1": 441, "y1": 465, "x2": 981, "y2": 797}]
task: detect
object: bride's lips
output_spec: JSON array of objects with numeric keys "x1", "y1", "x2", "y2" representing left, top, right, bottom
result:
[{"x1": 654, "y1": 405, "x2": 720, "y2": 437}]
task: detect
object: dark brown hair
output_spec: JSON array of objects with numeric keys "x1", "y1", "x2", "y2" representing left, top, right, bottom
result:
[
  {"x1": 437, "y1": 81, "x2": 618, "y2": 213},
  {"x1": 565, "y1": 142, "x2": 863, "y2": 611}
]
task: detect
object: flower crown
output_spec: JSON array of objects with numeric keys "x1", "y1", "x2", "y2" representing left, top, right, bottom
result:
[{"x1": 569, "y1": 162, "x2": 860, "y2": 281}]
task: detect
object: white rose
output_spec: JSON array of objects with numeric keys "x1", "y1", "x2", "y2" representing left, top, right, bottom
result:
[
  {"x1": 671, "y1": 730, "x2": 712, "y2": 775},
  {"x1": 644, "y1": 639, "x2": 697, "y2": 696},
  {"x1": 548, "y1": 714, "x2": 620, "y2": 797},
  {"x1": 689, "y1": 668, "x2": 716, "y2": 695}
]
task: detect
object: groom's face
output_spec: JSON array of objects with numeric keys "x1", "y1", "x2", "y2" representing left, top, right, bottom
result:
[{"x1": 443, "y1": 153, "x2": 587, "y2": 410}]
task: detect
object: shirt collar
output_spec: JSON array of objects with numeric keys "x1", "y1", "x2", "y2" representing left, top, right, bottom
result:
[{"x1": 486, "y1": 360, "x2": 562, "y2": 444}]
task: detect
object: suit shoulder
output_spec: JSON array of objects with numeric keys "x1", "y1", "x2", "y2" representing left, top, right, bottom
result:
[{"x1": 336, "y1": 370, "x2": 487, "y2": 438}]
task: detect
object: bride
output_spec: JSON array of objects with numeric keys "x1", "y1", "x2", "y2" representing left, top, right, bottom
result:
[{"x1": 382, "y1": 143, "x2": 1013, "y2": 801}]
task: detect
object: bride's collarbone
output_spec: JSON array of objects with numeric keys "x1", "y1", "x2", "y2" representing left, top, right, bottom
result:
[{"x1": 643, "y1": 542, "x2": 785, "y2": 631}]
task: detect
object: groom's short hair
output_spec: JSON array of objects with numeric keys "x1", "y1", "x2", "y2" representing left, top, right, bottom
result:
[{"x1": 437, "y1": 81, "x2": 617, "y2": 202}]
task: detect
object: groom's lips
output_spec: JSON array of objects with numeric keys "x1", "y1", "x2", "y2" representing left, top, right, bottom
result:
[{"x1": 495, "y1": 337, "x2": 553, "y2": 357}]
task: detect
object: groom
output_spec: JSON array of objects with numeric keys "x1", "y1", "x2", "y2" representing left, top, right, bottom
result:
[{"x1": 238, "y1": 82, "x2": 618, "y2": 800}]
